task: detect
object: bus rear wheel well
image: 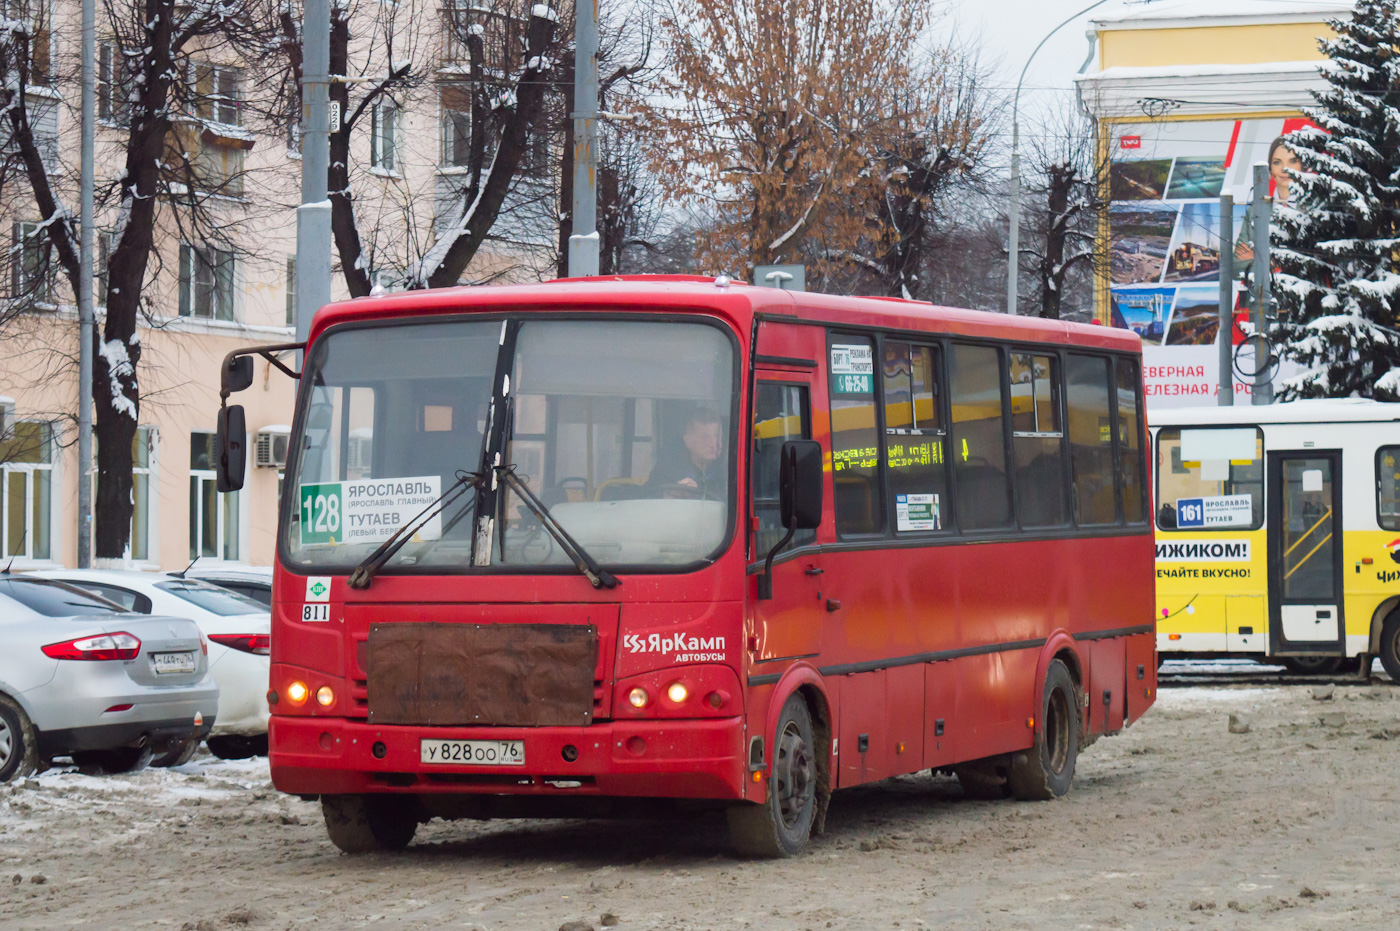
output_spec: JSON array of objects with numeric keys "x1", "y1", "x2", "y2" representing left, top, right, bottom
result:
[
  {"x1": 794, "y1": 684, "x2": 833, "y2": 835},
  {"x1": 1369, "y1": 597, "x2": 1400, "y2": 654},
  {"x1": 1051, "y1": 648, "x2": 1087, "y2": 747}
]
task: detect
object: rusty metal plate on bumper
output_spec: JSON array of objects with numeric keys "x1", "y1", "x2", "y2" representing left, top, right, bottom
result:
[{"x1": 367, "y1": 622, "x2": 596, "y2": 727}]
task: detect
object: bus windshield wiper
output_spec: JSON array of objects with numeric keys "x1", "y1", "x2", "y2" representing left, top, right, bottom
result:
[
  {"x1": 496, "y1": 465, "x2": 619, "y2": 589},
  {"x1": 348, "y1": 472, "x2": 481, "y2": 590}
]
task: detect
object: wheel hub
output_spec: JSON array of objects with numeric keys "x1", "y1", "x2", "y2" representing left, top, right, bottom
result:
[
  {"x1": 774, "y1": 722, "x2": 813, "y2": 829},
  {"x1": 0, "y1": 719, "x2": 11, "y2": 767}
]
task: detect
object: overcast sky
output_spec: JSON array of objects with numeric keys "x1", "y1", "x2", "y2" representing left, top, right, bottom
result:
[{"x1": 950, "y1": 0, "x2": 1133, "y2": 128}]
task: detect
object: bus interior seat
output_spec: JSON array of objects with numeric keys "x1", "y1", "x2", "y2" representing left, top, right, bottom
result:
[{"x1": 956, "y1": 463, "x2": 1010, "y2": 528}]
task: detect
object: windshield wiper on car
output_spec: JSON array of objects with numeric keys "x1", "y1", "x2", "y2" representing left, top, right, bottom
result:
[
  {"x1": 496, "y1": 465, "x2": 619, "y2": 590},
  {"x1": 348, "y1": 472, "x2": 482, "y2": 590}
]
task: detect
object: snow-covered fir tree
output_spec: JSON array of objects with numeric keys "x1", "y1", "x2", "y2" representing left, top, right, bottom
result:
[{"x1": 1272, "y1": 0, "x2": 1400, "y2": 399}]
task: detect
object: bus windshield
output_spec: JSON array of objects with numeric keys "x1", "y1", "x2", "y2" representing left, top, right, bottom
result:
[{"x1": 283, "y1": 316, "x2": 737, "y2": 574}]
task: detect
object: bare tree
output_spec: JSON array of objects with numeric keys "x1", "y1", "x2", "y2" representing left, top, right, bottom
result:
[
  {"x1": 651, "y1": 0, "x2": 941, "y2": 279},
  {"x1": 1, "y1": 0, "x2": 285, "y2": 558},
  {"x1": 1014, "y1": 110, "x2": 1107, "y2": 320}
]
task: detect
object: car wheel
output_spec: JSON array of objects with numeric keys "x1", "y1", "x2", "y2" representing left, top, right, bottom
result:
[
  {"x1": 1008, "y1": 659, "x2": 1080, "y2": 801},
  {"x1": 151, "y1": 737, "x2": 201, "y2": 768},
  {"x1": 1379, "y1": 614, "x2": 1400, "y2": 684},
  {"x1": 322, "y1": 794, "x2": 419, "y2": 853},
  {"x1": 207, "y1": 735, "x2": 259, "y2": 760},
  {"x1": 72, "y1": 744, "x2": 154, "y2": 775},
  {"x1": 1280, "y1": 656, "x2": 1343, "y2": 675},
  {"x1": 0, "y1": 696, "x2": 39, "y2": 784},
  {"x1": 727, "y1": 692, "x2": 818, "y2": 858}
]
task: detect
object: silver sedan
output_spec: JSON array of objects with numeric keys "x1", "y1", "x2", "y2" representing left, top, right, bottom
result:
[{"x1": 0, "y1": 576, "x2": 220, "y2": 780}]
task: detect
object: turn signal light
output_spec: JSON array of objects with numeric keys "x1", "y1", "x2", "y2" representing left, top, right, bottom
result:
[
  {"x1": 627, "y1": 687, "x2": 649, "y2": 708},
  {"x1": 286, "y1": 681, "x2": 309, "y2": 706},
  {"x1": 666, "y1": 682, "x2": 689, "y2": 704},
  {"x1": 315, "y1": 685, "x2": 335, "y2": 707},
  {"x1": 1169, "y1": 634, "x2": 1182, "y2": 641},
  {"x1": 42, "y1": 632, "x2": 141, "y2": 661}
]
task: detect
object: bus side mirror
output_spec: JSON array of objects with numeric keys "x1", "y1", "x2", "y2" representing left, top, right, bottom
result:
[
  {"x1": 216, "y1": 404, "x2": 247, "y2": 492},
  {"x1": 780, "y1": 440, "x2": 823, "y2": 530},
  {"x1": 222, "y1": 354, "x2": 255, "y2": 395}
]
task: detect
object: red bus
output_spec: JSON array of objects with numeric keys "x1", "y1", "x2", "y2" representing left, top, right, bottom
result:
[{"x1": 215, "y1": 276, "x2": 1156, "y2": 857}]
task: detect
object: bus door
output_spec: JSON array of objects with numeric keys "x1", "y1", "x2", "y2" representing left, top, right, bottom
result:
[
  {"x1": 1267, "y1": 451, "x2": 1345, "y2": 655},
  {"x1": 749, "y1": 353, "x2": 826, "y2": 665}
]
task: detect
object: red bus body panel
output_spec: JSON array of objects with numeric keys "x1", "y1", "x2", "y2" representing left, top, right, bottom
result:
[{"x1": 268, "y1": 277, "x2": 1156, "y2": 804}]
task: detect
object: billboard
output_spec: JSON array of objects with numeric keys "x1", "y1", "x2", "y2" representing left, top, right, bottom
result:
[{"x1": 1107, "y1": 118, "x2": 1310, "y2": 406}]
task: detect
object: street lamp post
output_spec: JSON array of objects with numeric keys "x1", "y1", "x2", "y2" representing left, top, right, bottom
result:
[{"x1": 1007, "y1": 0, "x2": 1114, "y2": 316}]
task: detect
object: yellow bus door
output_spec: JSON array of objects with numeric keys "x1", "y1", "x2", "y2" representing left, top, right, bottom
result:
[{"x1": 1267, "y1": 452, "x2": 1345, "y2": 656}]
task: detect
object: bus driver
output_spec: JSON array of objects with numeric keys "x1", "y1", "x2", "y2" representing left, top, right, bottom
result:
[{"x1": 649, "y1": 408, "x2": 726, "y2": 499}]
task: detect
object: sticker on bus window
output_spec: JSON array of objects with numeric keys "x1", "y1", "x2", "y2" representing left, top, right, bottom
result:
[
  {"x1": 299, "y1": 476, "x2": 443, "y2": 545},
  {"x1": 1175, "y1": 494, "x2": 1251, "y2": 528},
  {"x1": 829, "y1": 344, "x2": 873, "y2": 395},
  {"x1": 896, "y1": 493, "x2": 940, "y2": 531}
]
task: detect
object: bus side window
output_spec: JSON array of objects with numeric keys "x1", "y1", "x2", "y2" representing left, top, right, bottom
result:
[
  {"x1": 1066, "y1": 354, "x2": 1116, "y2": 526},
  {"x1": 883, "y1": 341, "x2": 947, "y2": 532},
  {"x1": 1378, "y1": 446, "x2": 1400, "y2": 530},
  {"x1": 829, "y1": 335, "x2": 883, "y2": 535},
  {"x1": 1115, "y1": 358, "x2": 1147, "y2": 524},
  {"x1": 1010, "y1": 352, "x2": 1067, "y2": 528},
  {"x1": 949, "y1": 344, "x2": 1012, "y2": 530},
  {"x1": 1155, "y1": 426, "x2": 1264, "y2": 531},
  {"x1": 753, "y1": 383, "x2": 815, "y2": 556}
]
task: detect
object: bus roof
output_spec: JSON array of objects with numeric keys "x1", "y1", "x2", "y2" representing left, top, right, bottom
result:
[
  {"x1": 308, "y1": 276, "x2": 1141, "y2": 353},
  {"x1": 1149, "y1": 398, "x2": 1400, "y2": 426}
]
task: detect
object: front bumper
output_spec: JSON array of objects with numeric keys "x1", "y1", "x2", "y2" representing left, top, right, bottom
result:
[{"x1": 269, "y1": 715, "x2": 747, "y2": 800}]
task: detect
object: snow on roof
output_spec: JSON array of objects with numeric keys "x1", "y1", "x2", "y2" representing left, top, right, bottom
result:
[{"x1": 1095, "y1": 0, "x2": 1352, "y2": 30}]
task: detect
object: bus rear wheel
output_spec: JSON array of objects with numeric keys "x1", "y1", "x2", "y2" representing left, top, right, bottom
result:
[
  {"x1": 1380, "y1": 614, "x2": 1400, "y2": 683},
  {"x1": 322, "y1": 794, "x2": 419, "y2": 853},
  {"x1": 728, "y1": 693, "x2": 817, "y2": 858},
  {"x1": 1280, "y1": 656, "x2": 1343, "y2": 675},
  {"x1": 1008, "y1": 659, "x2": 1079, "y2": 801}
]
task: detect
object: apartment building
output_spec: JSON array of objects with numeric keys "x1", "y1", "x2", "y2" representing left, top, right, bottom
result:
[{"x1": 0, "y1": 0, "x2": 561, "y2": 570}]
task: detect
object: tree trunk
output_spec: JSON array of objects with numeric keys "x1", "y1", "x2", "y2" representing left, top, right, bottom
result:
[{"x1": 1039, "y1": 164, "x2": 1074, "y2": 320}]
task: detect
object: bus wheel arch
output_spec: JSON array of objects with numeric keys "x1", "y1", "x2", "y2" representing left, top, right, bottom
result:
[
  {"x1": 1033, "y1": 635, "x2": 1084, "y2": 742},
  {"x1": 1371, "y1": 598, "x2": 1400, "y2": 682},
  {"x1": 760, "y1": 667, "x2": 832, "y2": 832}
]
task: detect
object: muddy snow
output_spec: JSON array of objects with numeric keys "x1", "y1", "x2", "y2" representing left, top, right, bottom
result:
[{"x1": 3, "y1": 684, "x2": 1400, "y2": 930}]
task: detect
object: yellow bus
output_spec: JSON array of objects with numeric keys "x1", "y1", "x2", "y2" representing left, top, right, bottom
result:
[{"x1": 1151, "y1": 399, "x2": 1400, "y2": 681}]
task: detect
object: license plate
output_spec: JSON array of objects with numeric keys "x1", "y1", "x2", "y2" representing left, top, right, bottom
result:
[
  {"x1": 152, "y1": 651, "x2": 197, "y2": 674},
  {"x1": 420, "y1": 739, "x2": 525, "y2": 766}
]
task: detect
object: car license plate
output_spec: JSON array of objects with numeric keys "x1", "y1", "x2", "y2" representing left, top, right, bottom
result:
[
  {"x1": 152, "y1": 651, "x2": 197, "y2": 674},
  {"x1": 420, "y1": 739, "x2": 525, "y2": 766}
]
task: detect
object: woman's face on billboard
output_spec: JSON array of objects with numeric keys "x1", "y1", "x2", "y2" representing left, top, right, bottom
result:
[{"x1": 1271, "y1": 146, "x2": 1302, "y2": 198}]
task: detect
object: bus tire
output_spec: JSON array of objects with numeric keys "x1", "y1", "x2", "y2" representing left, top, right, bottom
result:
[
  {"x1": 0, "y1": 696, "x2": 38, "y2": 784},
  {"x1": 954, "y1": 762, "x2": 1010, "y2": 800},
  {"x1": 1379, "y1": 614, "x2": 1400, "y2": 683},
  {"x1": 1280, "y1": 656, "x2": 1343, "y2": 675},
  {"x1": 322, "y1": 794, "x2": 419, "y2": 854},
  {"x1": 727, "y1": 693, "x2": 817, "y2": 858},
  {"x1": 1008, "y1": 659, "x2": 1078, "y2": 801}
]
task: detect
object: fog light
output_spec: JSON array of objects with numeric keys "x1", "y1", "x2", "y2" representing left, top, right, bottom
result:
[
  {"x1": 561, "y1": 744, "x2": 579, "y2": 763},
  {"x1": 286, "y1": 681, "x2": 309, "y2": 705},
  {"x1": 706, "y1": 691, "x2": 723, "y2": 708},
  {"x1": 371, "y1": 741, "x2": 387, "y2": 759},
  {"x1": 628, "y1": 687, "x2": 649, "y2": 708},
  {"x1": 666, "y1": 682, "x2": 688, "y2": 704},
  {"x1": 316, "y1": 685, "x2": 335, "y2": 707}
]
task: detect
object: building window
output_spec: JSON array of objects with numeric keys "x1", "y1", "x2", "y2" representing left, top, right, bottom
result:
[
  {"x1": 10, "y1": 220, "x2": 54, "y2": 306},
  {"x1": 190, "y1": 431, "x2": 239, "y2": 561},
  {"x1": 98, "y1": 42, "x2": 132, "y2": 125},
  {"x1": 371, "y1": 99, "x2": 399, "y2": 172},
  {"x1": 285, "y1": 256, "x2": 296, "y2": 326},
  {"x1": 178, "y1": 244, "x2": 236, "y2": 321},
  {"x1": 0, "y1": 421, "x2": 52, "y2": 560},
  {"x1": 131, "y1": 426, "x2": 153, "y2": 561},
  {"x1": 194, "y1": 64, "x2": 243, "y2": 126},
  {"x1": 4, "y1": 0, "x2": 50, "y2": 86},
  {"x1": 441, "y1": 100, "x2": 470, "y2": 168}
]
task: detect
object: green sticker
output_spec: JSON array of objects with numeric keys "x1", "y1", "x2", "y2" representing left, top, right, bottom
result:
[{"x1": 300, "y1": 482, "x2": 344, "y2": 545}]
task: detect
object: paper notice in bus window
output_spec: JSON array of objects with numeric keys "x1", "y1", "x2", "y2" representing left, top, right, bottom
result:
[
  {"x1": 896, "y1": 493, "x2": 940, "y2": 531},
  {"x1": 300, "y1": 476, "x2": 443, "y2": 546},
  {"x1": 1175, "y1": 494, "x2": 1252, "y2": 528},
  {"x1": 830, "y1": 344, "x2": 874, "y2": 396}
]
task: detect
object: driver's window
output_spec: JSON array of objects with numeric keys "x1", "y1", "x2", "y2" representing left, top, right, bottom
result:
[{"x1": 753, "y1": 382, "x2": 814, "y2": 558}]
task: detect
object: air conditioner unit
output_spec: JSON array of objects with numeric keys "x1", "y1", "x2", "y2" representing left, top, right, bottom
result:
[{"x1": 254, "y1": 426, "x2": 291, "y2": 468}]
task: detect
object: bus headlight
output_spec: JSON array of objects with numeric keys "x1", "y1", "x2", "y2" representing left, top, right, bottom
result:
[
  {"x1": 286, "y1": 681, "x2": 309, "y2": 706},
  {"x1": 316, "y1": 685, "x2": 335, "y2": 707},
  {"x1": 666, "y1": 682, "x2": 688, "y2": 704},
  {"x1": 628, "y1": 687, "x2": 649, "y2": 708}
]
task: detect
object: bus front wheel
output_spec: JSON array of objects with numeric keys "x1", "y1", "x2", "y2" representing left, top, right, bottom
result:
[
  {"x1": 1008, "y1": 659, "x2": 1079, "y2": 801},
  {"x1": 322, "y1": 794, "x2": 419, "y2": 854},
  {"x1": 728, "y1": 693, "x2": 817, "y2": 858},
  {"x1": 1380, "y1": 614, "x2": 1400, "y2": 683}
]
